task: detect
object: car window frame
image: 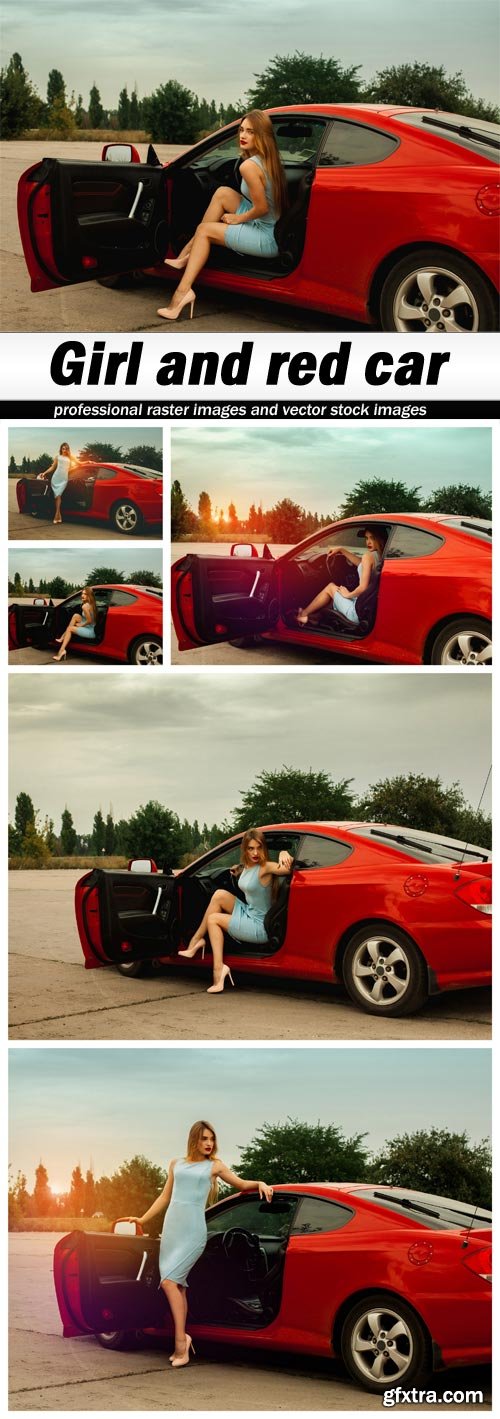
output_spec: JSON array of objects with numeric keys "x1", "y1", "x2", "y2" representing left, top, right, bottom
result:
[
  {"x1": 184, "y1": 831, "x2": 303, "y2": 882},
  {"x1": 206, "y1": 1190, "x2": 300, "y2": 1239},
  {"x1": 294, "y1": 831, "x2": 354, "y2": 870},
  {"x1": 291, "y1": 1194, "x2": 356, "y2": 1235},
  {"x1": 317, "y1": 116, "x2": 400, "y2": 169},
  {"x1": 384, "y1": 523, "x2": 445, "y2": 560}
]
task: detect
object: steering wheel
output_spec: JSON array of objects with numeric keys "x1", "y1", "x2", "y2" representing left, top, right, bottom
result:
[
  {"x1": 222, "y1": 1228, "x2": 263, "y2": 1263},
  {"x1": 326, "y1": 548, "x2": 342, "y2": 578}
]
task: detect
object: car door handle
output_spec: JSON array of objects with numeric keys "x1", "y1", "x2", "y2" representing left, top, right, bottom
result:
[
  {"x1": 135, "y1": 1250, "x2": 148, "y2": 1281},
  {"x1": 152, "y1": 886, "x2": 163, "y2": 915},
  {"x1": 128, "y1": 182, "x2": 144, "y2": 219},
  {"x1": 249, "y1": 571, "x2": 261, "y2": 598}
]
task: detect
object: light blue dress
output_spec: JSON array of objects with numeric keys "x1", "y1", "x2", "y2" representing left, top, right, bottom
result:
[
  {"x1": 159, "y1": 1159, "x2": 213, "y2": 1286},
  {"x1": 73, "y1": 607, "x2": 96, "y2": 640},
  {"x1": 332, "y1": 550, "x2": 380, "y2": 625},
  {"x1": 228, "y1": 864, "x2": 272, "y2": 944},
  {"x1": 224, "y1": 154, "x2": 279, "y2": 258},
  {"x1": 51, "y1": 455, "x2": 70, "y2": 497}
]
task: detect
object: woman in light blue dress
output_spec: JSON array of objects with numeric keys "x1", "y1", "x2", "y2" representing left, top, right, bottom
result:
[
  {"x1": 178, "y1": 828, "x2": 294, "y2": 993},
  {"x1": 52, "y1": 587, "x2": 97, "y2": 662},
  {"x1": 296, "y1": 527, "x2": 386, "y2": 628},
  {"x1": 158, "y1": 110, "x2": 287, "y2": 321},
  {"x1": 39, "y1": 442, "x2": 75, "y2": 524},
  {"x1": 123, "y1": 1119, "x2": 273, "y2": 1368}
]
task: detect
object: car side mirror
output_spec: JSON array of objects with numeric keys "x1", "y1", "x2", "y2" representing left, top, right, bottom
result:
[
  {"x1": 32, "y1": 597, "x2": 48, "y2": 605},
  {"x1": 230, "y1": 543, "x2": 259, "y2": 558},
  {"x1": 113, "y1": 1219, "x2": 144, "y2": 1236},
  {"x1": 102, "y1": 142, "x2": 141, "y2": 164},
  {"x1": 128, "y1": 858, "x2": 158, "y2": 873}
]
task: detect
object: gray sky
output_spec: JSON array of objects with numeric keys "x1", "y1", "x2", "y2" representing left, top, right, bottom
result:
[
  {"x1": 8, "y1": 547, "x2": 163, "y2": 585},
  {"x1": 9, "y1": 1045, "x2": 491, "y2": 1188},
  {"x1": 2, "y1": 0, "x2": 499, "y2": 107},
  {"x1": 8, "y1": 426, "x2": 162, "y2": 463},
  {"x1": 9, "y1": 673, "x2": 491, "y2": 832},
  {"x1": 172, "y1": 426, "x2": 492, "y2": 521}
]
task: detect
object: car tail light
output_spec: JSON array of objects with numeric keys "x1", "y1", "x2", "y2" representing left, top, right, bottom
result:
[
  {"x1": 476, "y1": 183, "x2": 500, "y2": 215},
  {"x1": 462, "y1": 1246, "x2": 492, "y2": 1283},
  {"x1": 455, "y1": 877, "x2": 492, "y2": 914}
]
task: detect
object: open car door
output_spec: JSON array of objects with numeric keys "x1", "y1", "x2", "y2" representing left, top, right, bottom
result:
[
  {"x1": 18, "y1": 158, "x2": 168, "y2": 292},
  {"x1": 8, "y1": 601, "x2": 55, "y2": 650},
  {"x1": 171, "y1": 554, "x2": 279, "y2": 651},
  {"x1": 53, "y1": 1231, "x2": 165, "y2": 1338},
  {"x1": 75, "y1": 867, "x2": 181, "y2": 969}
]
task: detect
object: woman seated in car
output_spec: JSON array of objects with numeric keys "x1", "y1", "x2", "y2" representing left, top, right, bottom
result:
[{"x1": 296, "y1": 526, "x2": 386, "y2": 627}]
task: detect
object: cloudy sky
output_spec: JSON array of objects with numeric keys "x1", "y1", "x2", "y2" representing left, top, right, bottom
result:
[
  {"x1": 9, "y1": 672, "x2": 491, "y2": 833},
  {"x1": 8, "y1": 426, "x2": 163, "y2": 463},
  {"x1": 8, "y1": 546, "x2": 163, "y2": 585},
  {"x1": 2, "y1": 0, "x2": 499, "y2": 107},
  {"x1": 9, "y1": 1045, "x2": 491, "y2": 1188},
  {"x1": 171, "y1": 426, "x2": 492, "y2": 521}
]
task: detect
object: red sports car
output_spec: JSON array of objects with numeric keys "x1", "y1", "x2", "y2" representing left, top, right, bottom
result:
[
  {"x1": 74, "y1": 822, "x2": 492, "y2": 1016},
  {"x1": 8, "y1": 584, "x2": 163, "y2": 665},
  {"x1": 171, "y1": 514, "x2": 492, "y2": 666},
  {"x1": 15, "y1": 462, "x2": 162, "y2": 535},
  {"x1": 17, "y1": 106, "x2": 500, "y2": 331},
  {"x1": 53, "y1": 1184, "x2": 492, "y2": 1393}
]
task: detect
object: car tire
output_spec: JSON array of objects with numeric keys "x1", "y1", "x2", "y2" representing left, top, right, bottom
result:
[
  {"x1": 96, "y1": 1330, "x2": 134, "y2": 1349},
  {"x1": 342, "y1": 923, "x2": 428, "y2": 1016},
  {"x1": 111, "y1": 500, "x2": 143, "y2": 535},
  {"x1": 228, "y1": 635, "x2": 262, "y2": 648},
  {"x1": 128, "y1": 635, "x2": 163, "y2": 666},
  {"x1": 98, "y1": 272, "x2": 146, "y2": 289},
  {"x1": 116, "y1": 959, "x2": 149, "y2": 978},
  {"x1": 340, "y1": 1293, "x2": 429, "y2": 1393},
  {"x1": 379, "y1": 248, "x2": 499, "y2": 333},
  {"x1": 428, "y1": 617, "x2": 492, "y2": 666}
]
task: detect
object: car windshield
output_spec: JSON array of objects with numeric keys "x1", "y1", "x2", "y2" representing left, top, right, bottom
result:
[
  {"x1": 358, "y1": 1188, "x2": 492, "y2": 1231},
  {"x1": 431, "y1": 516, "x2": 492, "y2": 544},
  {"x1": 347, "y1": 825, "x2": 491, "y2": 864},
  {"x1": 393, "y1": 110, "x2": 500, "y2": 162}
]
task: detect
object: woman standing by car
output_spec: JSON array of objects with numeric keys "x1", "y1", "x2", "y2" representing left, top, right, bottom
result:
[
  {"x1": 38, "y1": 441, "x2": 76, "y2": 525},
  {"x1": 123, "y1": 1119, "x2": 273, "y2": 1368},
  {"x1": 178, "y1": 829, "x2": 294, "y2": 992},
  {"x1": 296, "y1": 526, "x2": 386, "y2": 627},
  {"x1": 158, "y1": 111, "x2": 287, "y2": 321},
  {"x1": 52, "y1": 587, "x2": 97, "y2": 662}
]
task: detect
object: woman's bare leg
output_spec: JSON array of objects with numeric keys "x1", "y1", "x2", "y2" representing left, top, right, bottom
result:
[
  {"x1": 53, "y1": 614, "x2": 82, "y2": 658},
  {"x1": 53, "y1": 495, "x2": 63, "y2": 523},
  {"x1": 188, "y1": 888, "x2": 236, "y2": 950},
  {"x1": 176, "y1": 187, "x2": 240, "y2": 258},
  {"x1": 207, "y1": 911, "x2": 234, "y2": 982},
  {"x1": 297, "y1": 583, "x2": 337, "y2": 624},
  {"x1": 161, "y1": 1279, "x2": 187, "y2": 1357}
]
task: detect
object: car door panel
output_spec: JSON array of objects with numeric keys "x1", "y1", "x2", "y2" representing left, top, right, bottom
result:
[
  {"x1": 18, "y1": 158, "x2": 168, "y2": 291},
  {"x1": 8, "y1": 603, "x2": 56, "y2": 649},
  {"x1": 172, "y1": 555, "x2": 278, "y2": 646},
  {"x1": 76, "y1": 868, "x2": 181, "y2": 965},
  {"x1": 54, "y1": 1231, "x2": 165, "y2": 1336}
]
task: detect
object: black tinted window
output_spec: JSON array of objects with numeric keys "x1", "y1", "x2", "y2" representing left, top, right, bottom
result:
[
  {"x1": 96, "y1": 468, "x2": 117, "y2": 481},
  {"x1": 109, "y1": 591, "x2": 137, "y2": 607},
  {"x1": 292, "y1": 1196, "x2": 354, "y2": 1234},
  {"x1": 319, "y1": 121, "x2": 397, "y2": 167},
  {"x1": 296, "y1": 834, "x2": 352, "y2": 868},
  {"x1": 207, "y1": 1197, "x2": 296, "y2": 1237},
  {"x1": 386, "y1": 527, "x2": 443, "y2": 559}
]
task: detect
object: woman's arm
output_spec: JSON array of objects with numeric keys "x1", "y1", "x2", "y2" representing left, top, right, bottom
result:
[
  {"x1": 81, "y1": 605, "x2": 92, "y2": 625},
  {"x1": 333, "y1": 546, "x2": 361, "y2": 566},
  {"x1": 212, "y1": 1159, "x2": 273, "y2": 1203},
  {"x1": 339, "y1": 551, "x2": 372, "y2": 600},
  {"x1": 260, "y1": 851, "x2": 294, "y2": 881},
  {"x1": 123, "y1": 1161, "x2": 175, "y2": 1226},
  {"x1": 39, "y1": 459, "x2": 57, "y2": 479},
  {"x1": 222, "y1": 159, "x2": 268, "y2": 225}
]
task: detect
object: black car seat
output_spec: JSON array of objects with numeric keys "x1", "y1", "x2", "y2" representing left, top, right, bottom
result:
[
  {"x1": 273, "y1": 167, "x2": 315, "y2": 270},
  {"x1": 92, "y1": 607, "x2": 108, "y2": 645}
]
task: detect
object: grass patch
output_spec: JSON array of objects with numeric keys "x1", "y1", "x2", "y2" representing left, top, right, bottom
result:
[
  {"x1": 24, "y1": 128, "x2": 151, "y2": 143},
  {"x1": 10, "y1": 1216, "x2": 112, "y2": 1232},
  {"x1": 9, "y1": 856, "x2": 128, "y2": 870}
]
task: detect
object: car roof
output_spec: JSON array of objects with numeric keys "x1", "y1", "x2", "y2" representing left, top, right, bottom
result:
[
  {"x1": 209, "y1": 822, "x2": 491, "y2": 864},
  {"x1": 92, "y1": 583, "x2": 162, "y2": 596},
  {"x1": 270, "y1": 1183, "x2": 492, "y2": 1229}
]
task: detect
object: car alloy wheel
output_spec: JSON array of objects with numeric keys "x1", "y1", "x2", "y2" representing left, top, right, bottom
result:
[
  {"x1": 113, "y1": 502, "x2": 140, "y2": 533},
  {"x1": 116, "y1": 959, "x2": 147, "y2": 977},
  {"x1": 96, "y1": 1329, "x2": 131, "y2": 1349},
  {"x1": 342, "y1": 924, "x2": 428, "y2": 1015},
  {"x1": 131, "y1": 636, "x2": 163, "y2": 666},
  {"x1": 392, "y1": 265, "x2": 480, "y2": 332},
  {"x1": 341, "y1": 1296, "x2": 428, "y2": 1392},
  {"x1": 434, "y1": 627, "x2": 492, "y2": 666}
]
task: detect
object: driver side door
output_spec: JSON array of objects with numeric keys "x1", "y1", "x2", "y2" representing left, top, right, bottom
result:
[
  {"x1": 75, "y1": 867, "x2": 182, "y2": 966},
  {"x1": 187, "y1": 1193, "x2": 299, "y2": 1330},
  {"x1": 172, "y1": 553, "x2": 279, "y2": 650}
]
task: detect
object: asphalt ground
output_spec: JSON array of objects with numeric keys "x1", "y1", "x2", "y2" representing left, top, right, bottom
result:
[
  {"x1": 8, "y1": 1234, "x2": 491, "y2": 1411},
  {"x1": 8, "y1": 478, "x2": 162, "y2": 541},
  {"x1": 1, "y1": 140, "x2": 366, "y2": 334},
  {"x1": 8, "y1": 871, "x2": 491, "y2": 1042}
]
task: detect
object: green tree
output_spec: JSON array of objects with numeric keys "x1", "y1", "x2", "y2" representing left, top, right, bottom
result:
[
  {"x1": 125, "y1": 444, "x2": 163, "y2": 471},
  {"x1": 96, "y1": 1155, "x2": 166, "y2": 1227},
  {"x1": 117, "y1": 86, "x2": 130, "y2": 128},
  {"x1": 124, "y1": 800, "x2": 184, "y2": 866},
  {"x1": 129, "y1": 85, "x2": 140, "y2": 127},
  {"x1": 88, "y1": 83, "x2": 104, "y2": 127},
  {"x1": 14, "y1": 792, "x2": 36, "y2": 841},
  {"x1": 46, "y1": 93, "x2": 75, "y2": 137},
  {"x1": 267, "y1": 497, "x2": 306, "y2": 542},
  {"x1": 33, "y1": 1162, "x2": 53, "y2": 1217},
  {"x1": 114, "y1": 819, "x2": 130, "y2": 855},
  {"x1": 43, "y1": 817, "x2": 58, "y2": 855},
  {"x1": 236, "y1": 1118, "x2": 368, "y2": 1185},
  {"x1": 47, "y1": 69, "x2": 65, "y2": 106},
  {"x1": 339, "y1": 477, "x2": 422, "y2": 517},
  {"x1": 87, "y1": 566, "x2": 125, "y2": 585},
  {"x1": 91, "y1": 809, "x2": 106, "y2": 854},
  {"x1": 171, "y1": 479, "x2": 194, "y2": 538},
  {"x1": 0, "y1": 52, "x2": 39, "y2": 137},
  {"x1": 424, "y1": 484, "x2": 492, "y2": 518},
  {"x1": 47, "y1": 576, "x2": 69, "y2": 598},
  {"x1": 247, "y1": 52, "x2": 362, "y2": 107},
  {"x1": 144, "y1": 80, "x2": 199, "y2": 143},
  {"x1": 69, "y1": 1164, "x2": 86, "y2": 1215},
  {"x1": 360, "y1": 773, "x2": 491, "y2": 847},
  {"x1": 78, "y1": 441, "x2": 123, "y2": 461},
  {"x1": 371, "y1": 1128, "x2": 492, "y2": 1208},
  {"x1": 74, "y1": 94, "x2": 85, "y2": 126},
  {"x1": 8, "y1": 1171, "x2": 30, "y2": 1226},
  {"x1": 227, "y1": 501, "x2": 239, "y2": 532},
  {"x1": 231, "y1": 766, "x2": 354, "y2": 831},
  {"x1": 104, "y1": 812, "x2": 116, "y2": 855},
  {"x1": 60, "y1": 807, "x2": 77, "y2": 856},
  {"x1": 366, "y1": 62, "x2": 499, "y2": 122},
  {"x1": 198, "y1": 491, "x2": 212, "y2": 526},
  {"x1": 9, "y1": 455, "x2": 17, "y2": 476},
  {"x1": 84, "y1": 1168, "x2": 96, "y2": 1216},
  {"x1": 126, "y1": 569, "x2": 163, "y2": 588},
  {"x1": 20, "y1": 820, "x2": 50, "y2": 863}
]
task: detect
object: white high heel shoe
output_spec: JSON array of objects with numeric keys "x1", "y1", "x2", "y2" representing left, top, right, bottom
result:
[
  {"x1": 171, "y1": 1333, "x2": 195, "y2": 1368},
  {"x1": 207, "y1": 965, "x2": 235, "y2": 994},
  {"x1": 163, "y1": 254, "x2": 189, "y2": 270},
  {"x1": 157, "y1": 289, "x2": 196, "y2": 321},
  {"x1": 178, "y1": 939, "x2": 206, "y2": 960}
]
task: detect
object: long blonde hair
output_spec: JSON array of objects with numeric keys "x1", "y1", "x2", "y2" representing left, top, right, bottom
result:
[
  {"x1": 83, "y1": 587, "x2": 98, "y2": 622},
  {"x1": 233, "y1": 827, "x2": 280, "y2": 901},
  {"x1": 240, "y1": 110, "x2": 288, "y2": 216},
  {"x1": 186, "y1": 1119, "x2": 219, "y2": 1208}
]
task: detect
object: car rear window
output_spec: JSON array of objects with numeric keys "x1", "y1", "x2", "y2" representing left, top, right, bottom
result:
[
  {"x1": 109, "y1": 591, "x2": 137, "y2": 607},
  {"x1": 291, "y1": 1196, "x2": 354, "y2": 1234},
  {"x1": 318, "y1": 120, "x2": 398, "y2": 167},
  {"x1": 347, "y1": 825, "x2": 490, "y2": 864},
  {"x1": 295, "y1": 833, "x2": 352, "y2": 869},
  {"x1": 385, "y1": 526, "x2": 443, "y2": 559},
  {"x1": 393, "y1": 111, "x2": 500, "y2": 162},
  {"x1": 358, "y1": 1189, "x2": 492, "y2": 1231},
  {"x1": 432, "y1": 517, "x2": 492, "y2": 544}
]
